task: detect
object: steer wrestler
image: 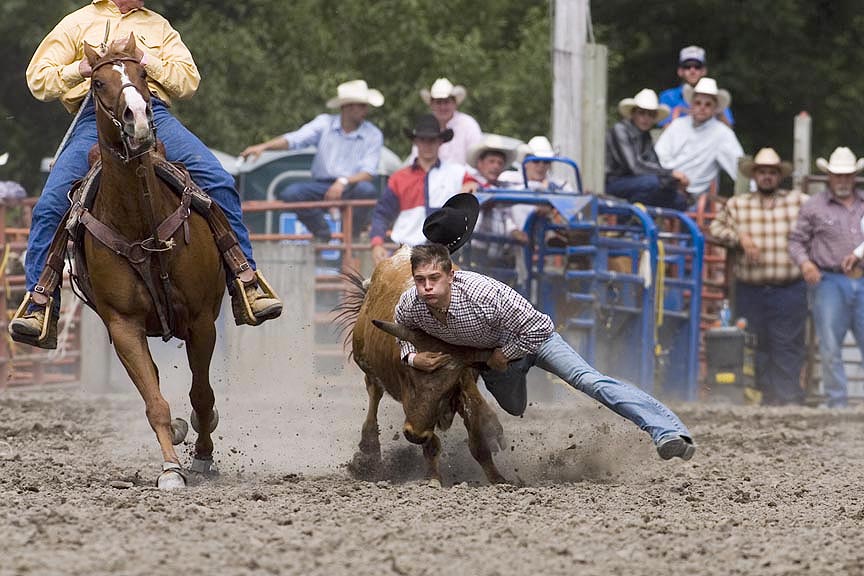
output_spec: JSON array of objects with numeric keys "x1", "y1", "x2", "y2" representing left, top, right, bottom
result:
[{"x1": 394, "y1": 206, "x2": 696, "y2": 460}]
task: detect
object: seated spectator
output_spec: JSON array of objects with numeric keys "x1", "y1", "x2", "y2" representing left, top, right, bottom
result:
[
  {"x1": 499, "y1": 136, "x2": 573, "y2": 192},
  {"x1": 605, "y1": 88, "x2": 689, "y2": 211},
  {"x1": 655, "y1": 78, "x2": 744, "y2": 199},
  {"x1": 463, "y1": 137, "x2": 525, "y2": 268},
  {"x1": 463, "y1": 135, "x2": 516, "y2": 191},
  {"x1": 370, "y1": 114, "x2": 472, "y2": 264},
  {"x1": 408, "y1": 78, "x2": 483, "y2": 165},
  {"x1": 240, "y1": 80, "x2": 384, "y2": 242},
  {"x1": 658, "y1": 45, "x2": 734, "y2": 128}
]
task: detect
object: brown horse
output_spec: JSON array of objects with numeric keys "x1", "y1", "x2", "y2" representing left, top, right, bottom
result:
[{"x1": 82, "y1": 37, "x2": 222, "y2": 488}]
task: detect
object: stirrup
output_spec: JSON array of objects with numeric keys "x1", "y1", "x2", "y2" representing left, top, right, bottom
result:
[
  {"x1": 231, "y1": 270, "x2": 281, "y2": 326},
  {"x1": 8, "y1": 293, "x2": 58, "y2": 349}
]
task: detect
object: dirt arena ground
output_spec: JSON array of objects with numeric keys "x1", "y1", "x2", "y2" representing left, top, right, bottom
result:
[{"x1": 1, "y1": 366, "x2": 863, "y2": 576}]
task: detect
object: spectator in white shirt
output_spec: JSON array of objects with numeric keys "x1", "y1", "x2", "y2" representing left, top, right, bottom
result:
[
  {"x1": 409, "y1": 78, "x2": 483, "y2": 165},
  {"x1": 654, "y1": 77, "x2": 744, "y2": 199}
]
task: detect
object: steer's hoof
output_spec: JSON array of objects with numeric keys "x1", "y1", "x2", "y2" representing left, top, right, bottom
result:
[
  {"x1": 191, "y1": 408, "x2": 219, "y2": 434},
  {"x1": 348, "y1": 450, "x2": 382, "y2": 480},
  {"x1": 156, "y1": 462, "x2": 187, "y2": 490},
  {"x1": 427, "y1": 478, "x2": 442, "y2": 489},
  {"x1": 171, "y1": 418, "x2": 189, "y2": 446}
]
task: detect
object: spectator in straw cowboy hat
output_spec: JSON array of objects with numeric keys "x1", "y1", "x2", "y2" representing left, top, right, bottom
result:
[
  {"x1": 240, "y1": 79, "x2": 384, "y2": 242},
  {"x1": 655, "y1": 78, "x2": 743, "y2": 199},
  {"x1": 711, "y1": 148, "x2": 808, "y2": 405},
  {"x1": 408, "y1": 78, "x2": 483, "y2": 165},
  {"x1": 369, "y1": 114, "x2": 473, "y2": 264},
  {"x1": 658, "y1": 45, "x2": 734, "y2": 128},
  {"x1": 606, "y1": 88, "x2": 689, "y2": 211},
  {"x1": 790, "y1": 146, "x2": 864, "y2": 408}
]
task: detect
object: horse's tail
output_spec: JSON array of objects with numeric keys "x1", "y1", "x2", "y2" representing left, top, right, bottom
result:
[{"x1": 332, "y1": 268, "x2": 369, "y2": 352}]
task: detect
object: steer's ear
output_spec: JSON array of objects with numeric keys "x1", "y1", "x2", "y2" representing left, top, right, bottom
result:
[{"x1": 371, "y1": 319, "x2": 419, "y2": 343}]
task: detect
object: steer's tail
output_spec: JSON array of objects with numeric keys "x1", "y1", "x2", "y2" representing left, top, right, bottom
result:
[{"x1": 333, "y1": 268, "x2": 368, "y2": 350}]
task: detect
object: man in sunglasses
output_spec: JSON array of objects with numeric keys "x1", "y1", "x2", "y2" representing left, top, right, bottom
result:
[{"x1": 658, "y1": 45, "x2": 734, "y2": 128}]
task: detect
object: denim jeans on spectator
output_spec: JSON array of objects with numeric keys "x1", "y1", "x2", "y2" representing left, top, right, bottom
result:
[
  {"x1": 278, "y1": 179, "x2": 378, "y2": 239},
  {"x1": 606, "y1": 174, "x2": 688, "y2": 211},
  {"x1": 811, "y1": 272, "x2": 864, "y2": 407},
  {"x1": 735, "y1": 280, "x2": 807, "y2": 405},
  {"x1": 533, "y1": 332, "x2": 691, "y2": 443},
  {"x1": 26, "y1": 98, "x2": 255, "y2": 302}
]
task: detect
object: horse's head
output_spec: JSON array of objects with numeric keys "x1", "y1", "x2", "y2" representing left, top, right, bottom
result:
[{"x1": 84, "y1": 33, "x2": 154, "y2": 159}]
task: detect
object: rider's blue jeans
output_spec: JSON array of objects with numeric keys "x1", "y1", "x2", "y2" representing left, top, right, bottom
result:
[
  {"x1": 26, "y1": 98, "x2": 255, "y2": 298},
  {"x1": 534, "y1": 332, "x2": 692, "y2": 443}
]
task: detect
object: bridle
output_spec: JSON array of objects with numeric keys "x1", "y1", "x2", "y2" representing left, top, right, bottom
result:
[{"x1": 90, "y1": 56, "x2": 155, "y2": 162}]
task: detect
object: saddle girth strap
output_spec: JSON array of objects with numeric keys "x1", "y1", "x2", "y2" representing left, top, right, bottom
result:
[
  {"x1": 78, "y1": 188, "x2": 192, "y2": 340},
  {"x1": 136, "y1": 153, "x2": 175, "y2": 340}
]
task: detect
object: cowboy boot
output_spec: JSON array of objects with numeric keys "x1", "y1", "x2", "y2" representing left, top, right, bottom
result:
[
  {"x1": 230, "y1": 270, "x2": 282, "y2": 326},
  {"x1": 9, "y1": 303, "x2": 58, "y2": 350}
]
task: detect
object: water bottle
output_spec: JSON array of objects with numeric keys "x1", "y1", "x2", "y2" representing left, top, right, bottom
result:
[{"x1": 719, "y1": 299, "x2": 732, "y2": 327}]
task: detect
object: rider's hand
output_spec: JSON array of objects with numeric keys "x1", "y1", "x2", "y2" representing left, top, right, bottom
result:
[
  {"x1": 78, "y1": 58, "x2": 93, "y2": 78},
  {"x1": 412, "y1": 351, "x2": 452, "y2": 372},
  {"x1": 486, "y1": 348, "x2": 509, "y2": 372}
]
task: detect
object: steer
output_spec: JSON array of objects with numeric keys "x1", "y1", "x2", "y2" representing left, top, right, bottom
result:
[{"x1": 338, "y1": 247, "x2": 506, "y2": 485}]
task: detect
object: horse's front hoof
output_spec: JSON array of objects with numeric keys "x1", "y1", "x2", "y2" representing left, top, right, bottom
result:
[
  {"x1": 171, "y1": 418, "x2": 189, "y2": 445},
  {"x1": 190, "y1": 408, "x2": 219, "y2": 434},
  {"x1": 156, "y1": 462, "x2": 187, "y2": 490},
  {"x1": 190, "y1": 457, "x2": 219, "y2": 478}
]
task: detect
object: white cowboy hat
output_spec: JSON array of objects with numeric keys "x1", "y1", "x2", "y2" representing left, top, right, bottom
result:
[
  {"x1": 617, "y1": 88, "x2": 671, "y2": 123},
  {"x1": 515, "y1": 135, "x2": 557, "y2": 163},
  {"x1": 420, "y1": 78, "x2": 467, "y2": 105},
  {"x1": 467, "y1": 134, "x2": 517, "y2": 168},
  {"x1": 0, "y1": 152, "x2": 8, "y2": 166},
  {"x1": 326, "y1": 79, "x2": 384, "y2": 109},
  {"x1": 682, "y1": 77, "x2": 731, "y2": 112},
  {"x1": 740, "y1": 148, "x2": 793, "y2": 178},
  {"x1": 816, "y1": 147, "x2": 864, "y2": 175}
]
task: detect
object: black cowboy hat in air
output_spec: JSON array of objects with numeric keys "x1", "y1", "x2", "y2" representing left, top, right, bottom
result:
[
  {"x1": 422, "y1": 193, "x2": 480, "y2": 254},
  {"x1": 403, "y1": 113, "x2": 454, "y2": 143}
]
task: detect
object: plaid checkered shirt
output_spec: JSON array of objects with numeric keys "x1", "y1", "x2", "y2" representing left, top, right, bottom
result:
[
  {"x1": 395, "y1": 270, "x2": 554, "y2": 360},
  {"x1": 709, "y1": 189, "x2": 808, "y2": 284}
]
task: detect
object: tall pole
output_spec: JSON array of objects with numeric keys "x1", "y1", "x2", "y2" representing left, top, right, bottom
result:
[{"x1": 552, "y1": 0, "x2": 586, "y2": 168}]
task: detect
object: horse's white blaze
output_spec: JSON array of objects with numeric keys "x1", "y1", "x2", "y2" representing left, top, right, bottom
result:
[{"x1": 114, "y1": 63, "x2": 149, "y2": 139}]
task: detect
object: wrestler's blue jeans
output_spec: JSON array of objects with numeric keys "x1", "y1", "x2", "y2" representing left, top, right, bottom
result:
[
  {"x1": 534, "y1": 332, "x2": 692, "y2": 443},
  {"x1": 26, "y1": 98, "x2": 255, "y2": 299}
]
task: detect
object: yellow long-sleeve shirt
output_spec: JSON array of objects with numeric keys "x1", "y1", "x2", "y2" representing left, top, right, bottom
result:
[{"x1": 26, "y1": 0, "x2": 200, "y2": 113}]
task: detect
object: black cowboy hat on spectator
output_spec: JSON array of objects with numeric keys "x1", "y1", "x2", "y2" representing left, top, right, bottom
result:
[
  {"x1": 422, "y1": 193, "x2": 480, "y2": 254},
  {"x1": 404, "y1": 114, "x2": 454, "y2": 143}
]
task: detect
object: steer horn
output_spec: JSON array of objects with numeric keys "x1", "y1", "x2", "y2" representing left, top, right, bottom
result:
[{"x1": 372, "y1": 319, "x2": 422, "y2": 343}]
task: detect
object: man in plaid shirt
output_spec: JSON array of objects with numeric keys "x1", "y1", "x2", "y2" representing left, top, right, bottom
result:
[
  {"x1": 395, "y1": 242, "x2": 695, "y2": 461},
  {"x1": 710, "y1": 148, "x2": 808, "y2": 405}
]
